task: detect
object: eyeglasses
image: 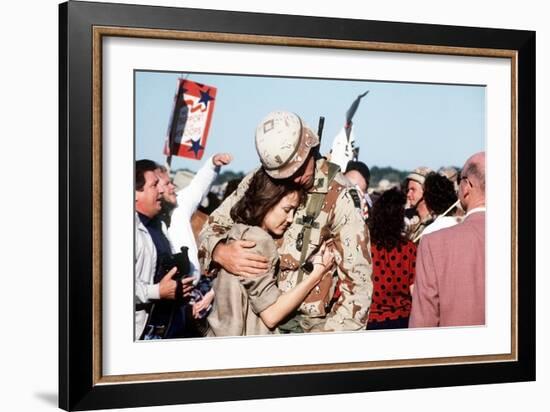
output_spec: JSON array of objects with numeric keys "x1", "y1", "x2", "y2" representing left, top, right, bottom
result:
[{"x1": 458, "y1": 174, "x2": 472, "y2": 187}]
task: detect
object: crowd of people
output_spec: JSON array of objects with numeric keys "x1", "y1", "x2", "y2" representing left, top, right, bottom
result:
[{"x1": 134, "y1": 110, "x2": 486, "y2": 340}]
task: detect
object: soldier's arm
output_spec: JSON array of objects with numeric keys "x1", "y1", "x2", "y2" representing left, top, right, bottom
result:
[
  {"x1": 197, "y1": 173, "x2": 249, "y2": 272},
  {"x1": 317, "y1": 188, "x2": 373, "y2": 331}
]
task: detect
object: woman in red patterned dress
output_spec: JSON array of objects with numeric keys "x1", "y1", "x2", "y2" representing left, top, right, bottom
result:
[{"x1": 367, "y1": 188, "x2": 417, "y2": 329}]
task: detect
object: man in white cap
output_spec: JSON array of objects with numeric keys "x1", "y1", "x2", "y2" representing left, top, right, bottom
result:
[{"x1": 199, "y1": 111, "x2": 373, "y2": 333}]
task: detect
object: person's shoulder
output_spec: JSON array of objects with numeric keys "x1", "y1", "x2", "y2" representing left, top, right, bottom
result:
[
  {"x1": 422, "y1": 223, "x2": 458, "y2": 242},
  {"x1": 316, "y1": 158, "x2": 346, "y2": 184},
  {"x1": 421, "y1": 215, "x2": 476, "y2": 248},
  {"x1": 243, "y1": 167, "x2": 259, "y2": 180},
  {"x1": 455, "y1": 211, "x2": 485, "y2": 236},
  {"x1": 464, "y1": 211, "x2": 485, "y2": 224},
  {"x1": 238, "y1": 224, "x2": 279, "y2": 260},
  {"x1": 135, "y1": 213, "x2": 146, "y2": 231},
  {"x1": 332, "y1": 168, "x2": 350, "y2": 183},
  {"x1": 422, "y1": 216, "x2": 455, "y2": 236},
  {"x1": 241, "y1": 224, "x2": 272, "y2": 240},
  {"x1": 449, "y1": 212, "x2": 484, "y2": 233},
  {"x1": 332, "y1": 176, "x2": 363, "y2": 212},
  {"x1": 230, "y1": 223, "x2": 274, "y2": 245}
]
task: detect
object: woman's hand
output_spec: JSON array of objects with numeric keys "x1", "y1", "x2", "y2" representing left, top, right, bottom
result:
[
  {"x1": 310, "y1": 242, "x2": 335, "y2": 281},
  {"x1": 192, "y1": 289, "x2": 215, "y2": 319},
  {"x1": 320, "y1": 242, "x2": 335, "y2": 268}
]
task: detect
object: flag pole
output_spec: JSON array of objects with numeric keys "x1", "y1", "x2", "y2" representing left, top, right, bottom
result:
[{"x1": 165, "y1": 154, "x2": 172, "y2": 173}]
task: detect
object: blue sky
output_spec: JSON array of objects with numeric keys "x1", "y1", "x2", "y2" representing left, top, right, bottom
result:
[{"x1": 135, "y1": 70, "x2": 485, "y2": 174}]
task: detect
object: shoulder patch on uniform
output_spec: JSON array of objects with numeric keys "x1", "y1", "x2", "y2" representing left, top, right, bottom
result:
[
  {"x1": 332, "y1": 172, "x2": 349, "y2": 186},
  {"x1": 348, "y1": 188, "x2": 362, "y2": 210}
]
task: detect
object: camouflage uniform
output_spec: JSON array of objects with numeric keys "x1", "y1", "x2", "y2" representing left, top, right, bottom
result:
[
  {"x1": 405, "y1": 214, "x2": 434, "y2": 244},
  {"x1": 199, "y1": 157, "x2": 373, "y2": 332},
  {"x1": 404, "y1": 166, "x2": 434, "y2": 244}
]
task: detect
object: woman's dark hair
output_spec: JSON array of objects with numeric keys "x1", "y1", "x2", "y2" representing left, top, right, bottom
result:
[
  {"x1": 231, "y1": 168, "x2": 304, "y2": 227},
  {"x1": 368, "y1": 187, "x2": 407, "y2": 250},
  {"x1": 423, "y1": 172, "x2": 458, "y2": 215}
]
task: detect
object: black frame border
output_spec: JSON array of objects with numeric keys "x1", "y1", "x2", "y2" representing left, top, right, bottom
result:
[{"x1": 59, "y1": 1, "x2": 535, "y2": 410}]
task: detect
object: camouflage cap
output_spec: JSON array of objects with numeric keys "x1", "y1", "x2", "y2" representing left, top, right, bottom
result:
[
  {"x1": 255, "y1": 111, "x2": 319, "y2": 179},
  {"x1": 406, "y1": 166, "x2": 433, "y2": 187}
]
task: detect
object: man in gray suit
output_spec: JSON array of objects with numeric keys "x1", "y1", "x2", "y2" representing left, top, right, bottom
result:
[{"x1": 409, "y1": 152, "x2": 486, "y2": 327}]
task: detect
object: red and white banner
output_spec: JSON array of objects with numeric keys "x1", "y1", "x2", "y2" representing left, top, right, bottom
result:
[{"x1": 164, "y1": 78, "x2": 217, "y2": 160}]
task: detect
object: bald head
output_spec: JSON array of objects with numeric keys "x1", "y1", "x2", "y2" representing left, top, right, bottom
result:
[
  {"x1": 458, "y1": 152, "x2": 485, "y2": 211},
  {"x1": 463, "y1": 152, "x2": 485, "y2": 191}
]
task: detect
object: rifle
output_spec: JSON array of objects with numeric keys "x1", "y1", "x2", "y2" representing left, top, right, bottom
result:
[{"x1": 317, "y1": 116, "x2": 325, "y2": 143}]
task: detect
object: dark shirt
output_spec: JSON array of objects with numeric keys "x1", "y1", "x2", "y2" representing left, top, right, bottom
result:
[
  {"x1": 138, "y1": 212, "x2": 188, "y2": 338},
  {"x1": 137, "y1": 212, "x2": 207, "y2": 338},
  {"x1": 138, "y1": 212, "x2": 172, "y2": 283}
]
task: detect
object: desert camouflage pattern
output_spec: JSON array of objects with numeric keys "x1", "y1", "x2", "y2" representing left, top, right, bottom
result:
[
  {"x1": 406, "y1": 166, "x2": 433, "y2": 187},
  {"x1": 255, "y1": 111, "x2": 320, "y2": 179},
  {"x1": 405, "y1": 213, "x2": 434, "y2": 244},
  {"x1": 199, "y1": 158, "x2": 373, "y2": 332}
]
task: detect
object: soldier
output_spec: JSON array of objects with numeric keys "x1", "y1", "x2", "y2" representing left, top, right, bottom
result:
[
  {"x1": 199, "y1": 111, "x2": 373, "y2": 333},
  {"x1": 344, "y1": 160, "x2": 373, "y2": 220},
  {"x1": 404, "y1": 166, "x2": 434, "y2": 243}
]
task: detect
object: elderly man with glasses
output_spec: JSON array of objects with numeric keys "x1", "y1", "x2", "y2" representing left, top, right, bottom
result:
[{"x1": 409, "y1": 152, "x2": 486, "y2": 328}]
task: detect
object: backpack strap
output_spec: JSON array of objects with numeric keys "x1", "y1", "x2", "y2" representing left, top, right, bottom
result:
[{"x1": 295, "y1": 161, "x2": 340, "y2": 284}]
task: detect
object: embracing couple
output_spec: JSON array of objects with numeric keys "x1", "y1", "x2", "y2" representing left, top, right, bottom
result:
[{"x1": 199, "y1": 111, "x2": 373, "y2": 335}]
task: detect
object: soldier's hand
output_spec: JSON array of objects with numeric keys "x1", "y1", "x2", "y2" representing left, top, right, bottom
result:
[
  {"x1": 212, "y1": 153, "x2": 232, "y2": 167},
  {"x1": 213, "y1": 240, "x2": 268, "y2": 277},
  {"x1": 159, "y1": 267, "x2": 178, "y2": 300}
]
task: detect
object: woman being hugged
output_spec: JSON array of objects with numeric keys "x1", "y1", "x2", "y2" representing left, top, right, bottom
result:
[{"x1": 207, "y1": 168, "x2": 334, "y2": 336}]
